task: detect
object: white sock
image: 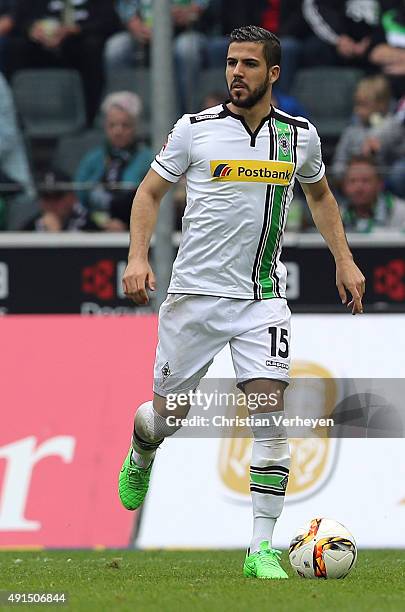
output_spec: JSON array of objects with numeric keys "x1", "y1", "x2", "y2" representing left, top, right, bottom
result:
[
  {"x1": 131, "y1": 400, "x2": 183, "y2": 468},
  {"x1": 249, "y1": 411, "x2": 290, "y2": 553},
  {"x1": 131, "y1": 448, "x2": 154, "y2": 469}
]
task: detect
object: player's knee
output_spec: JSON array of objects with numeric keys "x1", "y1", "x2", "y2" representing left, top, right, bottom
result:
[
  {"x1": 153, "y1": 392, "x2": 191, "y2": 418},
  {"x1": 243, "y1": 379, "x2": 286, "y2": 413},
  {"x1": 135, "y1": 399, "x2": 185, "y2": 442}
]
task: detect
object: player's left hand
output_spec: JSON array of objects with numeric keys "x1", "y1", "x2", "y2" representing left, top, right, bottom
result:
[{"x1": 336, "y1": 259, "x2": 365, "y2": 315}]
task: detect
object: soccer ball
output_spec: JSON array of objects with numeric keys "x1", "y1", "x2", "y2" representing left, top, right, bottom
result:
[{"x1": 289, "y1": 518, "x2": 357, "y2": 579}]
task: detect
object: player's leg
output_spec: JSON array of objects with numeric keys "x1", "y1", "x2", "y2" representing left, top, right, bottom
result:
[
  {"x1": 242, "y1": 378, "x2": 289, "y2": 579},
  {"x1": 131, "y1": 392, "x2": 189, "y2": 469},
  {"x1": 119, "y1": 295, "x2": 228, "y2": 510},
  {"x1": 230, "y1": 298, "x2": 291, "y2": 578},
  {"x1": 118, "y1": 393, "x2": 190, "y2": 511}
]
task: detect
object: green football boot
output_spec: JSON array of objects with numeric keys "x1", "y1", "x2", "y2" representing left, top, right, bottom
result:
[
  {"x1": 243, "y1": 541, "x2": 289, "y2": 579},
  {"x1": 118, "y1": 448, "x2": 153, "y2": 510}
]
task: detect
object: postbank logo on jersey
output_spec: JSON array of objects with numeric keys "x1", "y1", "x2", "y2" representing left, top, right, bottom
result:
[{"x1": 211, "y1": 160, "x2": 294, "y2": 185}]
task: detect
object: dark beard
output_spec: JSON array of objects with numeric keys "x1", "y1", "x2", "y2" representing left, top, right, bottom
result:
[{"x1": 228, "y1": 74, "x2": 270, "y2": 109}]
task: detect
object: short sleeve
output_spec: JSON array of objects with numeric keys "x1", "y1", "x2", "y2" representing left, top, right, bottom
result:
[
  {"x1": 296, "y1": 122, "x2": 325, "y2": 184},
  {"x1": 151, "y1": 115, "x2": 192, "y2": 183}
]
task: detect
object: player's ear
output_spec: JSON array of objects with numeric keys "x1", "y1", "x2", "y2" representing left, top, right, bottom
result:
[{"x1": 269, "y1": 65, "x2": 280, "y2": 85}]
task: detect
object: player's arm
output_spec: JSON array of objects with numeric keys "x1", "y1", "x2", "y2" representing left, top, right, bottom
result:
[
  {"x1": 301, "y1": 176, "x2": 366, "y2": 314},
  {"x1": 122, "y1": 169, "x2": 172, "y2": 305}
]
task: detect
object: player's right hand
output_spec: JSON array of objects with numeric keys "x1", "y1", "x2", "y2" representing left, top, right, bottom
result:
[
  {"x1": 336, "y1": 259, "x2": 365, "y2": 315},
  {"x1": 122, "y1": 259, "x2": 156, "y2": 305}
]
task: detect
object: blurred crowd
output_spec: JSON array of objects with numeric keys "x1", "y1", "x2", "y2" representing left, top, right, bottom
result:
[{"x1": 0, "y1": 0, "x2": 404, "y2": 233}]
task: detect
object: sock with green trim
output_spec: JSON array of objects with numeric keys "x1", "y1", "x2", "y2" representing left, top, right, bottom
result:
[{"x1": 249, "y1": 411, "x2": 290, "y2": 553}]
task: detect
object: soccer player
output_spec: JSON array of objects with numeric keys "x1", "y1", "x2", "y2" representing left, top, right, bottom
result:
[{"x1": 119, "y1": 25, "x2": 365, "y2": 579}]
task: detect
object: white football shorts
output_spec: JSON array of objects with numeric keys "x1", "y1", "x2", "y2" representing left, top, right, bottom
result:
[{"x1": 153, "y1": 294, "x2": 291, "y2": 397}]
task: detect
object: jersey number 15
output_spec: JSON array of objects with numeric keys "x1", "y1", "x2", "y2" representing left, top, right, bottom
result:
[{"x1": 268, "y1": 327, "x2": 289, "y2": 359}]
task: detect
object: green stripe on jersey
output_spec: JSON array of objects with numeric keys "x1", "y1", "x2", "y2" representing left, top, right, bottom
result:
[
  {"x1": 275, "y1": 120, "x2": 293, "y2": 163},
  {"x1": 258, "y1": 121, "x2": 292, "y2": 298},
  {"x1": 258, "y1": 185, "x2": 284, "y2": 297}
]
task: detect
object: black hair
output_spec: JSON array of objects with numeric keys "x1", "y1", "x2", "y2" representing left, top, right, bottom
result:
[
  {"x1": 229, "y1": 25, "x2": 281, "y2": 69},
  {"x1": 346, "y1": 154, "x2": 382, "y2": 178}
]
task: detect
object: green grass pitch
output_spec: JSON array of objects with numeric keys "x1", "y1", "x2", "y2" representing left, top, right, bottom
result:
[{"x1": 0, "y1": 550, "x2": 404, "y2": 612}]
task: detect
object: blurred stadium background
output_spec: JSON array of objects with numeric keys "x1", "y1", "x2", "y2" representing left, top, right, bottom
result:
[{"x1": 0, "y1": 0, "x2": 405, "y2": 554}]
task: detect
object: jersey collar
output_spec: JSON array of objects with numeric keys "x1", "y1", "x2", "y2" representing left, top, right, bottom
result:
[{"x1": 222, "y1": 102, "x2": 274, "y2": 147}]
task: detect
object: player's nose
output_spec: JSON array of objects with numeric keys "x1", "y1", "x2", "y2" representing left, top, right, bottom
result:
[{"x1": 233, "y1": 61, "x2": 244, "y2": 77}]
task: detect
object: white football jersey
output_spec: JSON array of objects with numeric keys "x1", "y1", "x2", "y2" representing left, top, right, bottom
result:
[{"x1": 151, "y1": 103, "x2": 325, "y2": 299}]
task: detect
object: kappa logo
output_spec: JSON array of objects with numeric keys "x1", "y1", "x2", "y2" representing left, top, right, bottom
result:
[
  {"x1": 194, "y1": 113, "x2": 220, "y2": 121},
  {"x1": 210, "y1": 160, "x2": 294, "y2": 185},
  {"x1": 213, "y1": 163, "x2": 233, "y2": 178},
  {"x1": 266, "y1": 359, "x2": 289, "y2": 369}
]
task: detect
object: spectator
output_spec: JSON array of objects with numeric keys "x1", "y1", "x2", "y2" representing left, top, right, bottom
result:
[
  {"x1": 271, "y1": 90, "x2": 309, "y2": 117},
  {"x1": 340, "y1": 155, "x2": 405, "y2": 232},
  {"x1": 303, "y1": 0, "x2": 380, "y2": 68},
  {"x1": 0, "y1": 72, "x2": 35, "y2": 230},
  {"x1": 331, "y1": 74, "x2": 396, "y2": 182},
  {"x1": 105, "y1": 0, "x2": 212, "y2": 112},
  {"x1": 276, "y1": 0, "x2": 381, "y2": 94},
  {"x1": 0, "y1": 1, "x2": 15, "y2": 73},
  {"x1": 207, "y1": 0, "x2": 268, "y2": 41},
  {"x1": 276, "y1": 0, "x2": 312, "y2": 92},
  {"x1": 22, "y1": 169, "x2": 99, "y2": 232},
  {"x1": 105, "y1": 1, "x2": 272, "y2": 112},
  {"x1": 369, "y1": 0, "x2": 405, "y2": 99},
  {"x1": 261, "y1": 0, "x2": 282, "y2": 33},
  {"x1": 105, "y1": 0, "x2": 145, "y2": 69},
  {"x1": 74, "y1": 91, "x2": 153, "y2": 232},
  {"x1": 381, "y1": 95, "x2": 405, "y2": 197},
  {"x1": 199, "y1": 0, "x2": 270, "y2": 75},
  {"x1": 7, "y1": 0, "x2": 120, "y2": 125}
]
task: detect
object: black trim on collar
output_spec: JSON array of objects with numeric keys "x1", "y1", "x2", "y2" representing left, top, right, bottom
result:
[
  {"x1": 222, "y1": 103, "x2": 310, "y2": 139},
  {"x1": 222, "y1": 103, "x2": 273, "y2": 147},
  {"x1": 271, "y1": 108, "x2": 309, "y2": 129}
]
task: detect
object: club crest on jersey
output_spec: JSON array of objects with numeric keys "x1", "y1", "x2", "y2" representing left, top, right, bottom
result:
[
  {"x1": 279, "y1": 133, "x2": 290, "y2": 155},
  {"x1": 161, "y1": 362, "x2": 171, "y2": 378},
  {"x1": 210, "y1": 160, "x2": 294, "y2": 185}
]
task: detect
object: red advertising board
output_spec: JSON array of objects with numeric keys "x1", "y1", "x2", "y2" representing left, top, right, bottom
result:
[{"x1": 0, "y1": 315, "x2": 158, "y2": 548}]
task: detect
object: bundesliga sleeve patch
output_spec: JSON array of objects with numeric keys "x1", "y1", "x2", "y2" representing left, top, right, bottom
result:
[{"x1": 210, "y1": 160, "x2": 294, "y2": 185}]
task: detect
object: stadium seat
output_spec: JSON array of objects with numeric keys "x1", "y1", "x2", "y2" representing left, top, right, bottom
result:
[
  {"x1": 53, "y1": 129, "x2": 104, "y2": 178},
  {"x1": 105, "y1": 67, "x2": 151, "y2": 115},
  {"x1": 290, "y1": 67, "x2": 364, "y2": 139},
  {"x1": 12, "y1": 69, "x2": 86, "y2": 138}
]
